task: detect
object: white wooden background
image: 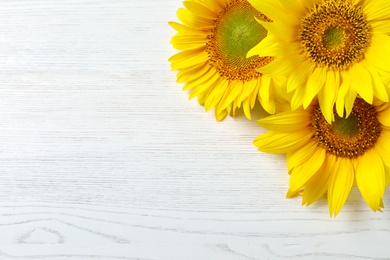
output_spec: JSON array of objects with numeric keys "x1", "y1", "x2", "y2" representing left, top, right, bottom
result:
[{"x1": 0, "y1": 0, "x2": 389, "y2": 259}]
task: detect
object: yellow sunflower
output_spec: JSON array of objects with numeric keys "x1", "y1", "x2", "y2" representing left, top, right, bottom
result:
[
  {"x1": 254, "y1": 98, "x2": 390, "y2": 216},
  {"x1": 248, "y1": 0, "x2": 390, "y2": 123},
  {"x1": 169, "y1": 0, "x2": 282, "y2": 121}
]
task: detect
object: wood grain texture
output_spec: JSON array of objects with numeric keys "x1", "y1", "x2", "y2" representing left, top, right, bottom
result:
[{"x1": 0, "y1": 0, "x2": 389, "y2": 259}]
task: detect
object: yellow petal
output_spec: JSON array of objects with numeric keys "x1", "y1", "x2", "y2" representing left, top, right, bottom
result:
[
  {"x1": 256, "y1": 56, "x2": 293, "y2": 76},
  {"x1": 183, "y1": 1, "x2": 216, "y2": 19},
  {"x1": 328, "y1": 158, "x2": 354, "y2": 217},
  {"x1": 169, "y1": 22, "x2": 208, "y2": 35},
  {"x1": 377, "y1": 108, "x2": 390, "y2": 127},
  {"x1": 350, "y1": 63, "x2": 373, "y2": 104},
  {"x1": 169, "y1": 47, "x2": 208, "y2": 70},
  {"x1": 287, "y1": 62, "x2": 313, "y2": 94},
  {"x1": 374, "y1": 134, "x2": 390, "y2": 169},
  {"x1": 216, "y1": 81, "x2": 242, "y2": 113},
  {"x1": 247, "y1": 34, "x2": 280, "y2": 58},
  {"x1": 171, "y1": 35, "x2": 206, "y2": 50},
  {"x1": 253, "y1": 128, "x2": 312, "y2": 154},
  {"x1": 287, "y1": 140, "x2": 318, "y2": 172},
  {"x1": 336, "y1": 70, "x2": 351, "y2": 117},
  {"x1": 303, "y1": 67, "x2": 326, "y2": 108},
  {"x1": 318, "y1": 70, "x2": 338, "y2": 123},
  {"x1": 188, "y1": 72, "x2": 219, "y2": 99},
  {"x1": 257, "y1": 110, "x2": 311, "y2": 132},
  {"x1": 242, "y1": 99, "x2": 252, "y2": 120},
  {"x1": 259, "y1": 76, "x2": 271, "y2": 102},
  {"x1": 258, "y1": 76, "x2": 276, "y2": 114},
  {"x1": 178, "y1": 61, "x2": 210, "y2": 85},
  {"x1": 302, "y1": 154, "x2": 336, "y2": 206},
  {"x1": 177, "y1": 8, "x2": 214, "y2": 29},
  {"x1": 215, "y1": 108, "x2": 228, "y2": 122},
  {"x1": 371, "y1": 20, "x2": 390, "y2": 34},
  {"x1": 291, "y1": 86, "x2": 306, "y2": 111},
  {"x1": 344, "y1": 88, "x2": 357, "y2": 118},
  {"x1": 356, "y1": 149, "x2": 386, "y2": 212},
  {"x1": 362, "y1": 0, "x2": 390, "y2": 21},
  {"x1": 282, "y1": 0, "x2": 306, "y2": 17},
  {"x1": 365, "y1": 34, "x2": 390, "y2": 73},
  {"x1": 288, "y1": 147, "x2": 326, "y2": 193},
  {"x1": 255, "y1": 18, "x2": 297, "y2": 42},
  {"x1": 184, "y1": 68, "x2": 216, "y2": 91},
  {"x1": 202, "y1": 0, "x2": 224, "y2": 12},
  {"x1": 248, "y1": 0, "x2": 285, "y2": 22},
  {"x1": 236, "y1": 80, "x2": 255, "y2": 104},
  {"x1": 204, "y1": 79, "x2": 229, "y2": 111}
]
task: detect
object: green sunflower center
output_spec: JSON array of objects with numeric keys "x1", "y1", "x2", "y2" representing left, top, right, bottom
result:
[
  {"x1": 206, "y1": 1, "x2": 273, "y2": 81},
  {"x1": 216, "y1": 3, "x2": 267, "y2": 62},
  {"x1": 299, "y1": 0, "x2": 371, "y2": 70},
  {"x1": 332, "y1": 113, "x2": 360, "y2": 138},
  {"x1": 323, "y1": 26, "x2": 345, "y2": 49},
  {"x1": 311, "y1": 99, "x2": 381, "y2": 158}
]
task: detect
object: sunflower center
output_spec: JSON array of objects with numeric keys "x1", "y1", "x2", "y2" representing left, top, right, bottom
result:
[
  {"x1": 332, "y1": 113, "x2": 360, "y2": 138},
  {"x1": 311, "y1": 99, "x2": 381, "y2": 158},
  {"x1": 299, "y1": 0, "x2": 370, "y2": 70},
  {"x1": 217, "y1": 2, "x2": 267, "y2": 60},
  {"x1": 206, "y1": 0, "x2": 273, "y2": 81},
  {"x1": 323, "y1": 26, "x2": 345, "y2": 49}
]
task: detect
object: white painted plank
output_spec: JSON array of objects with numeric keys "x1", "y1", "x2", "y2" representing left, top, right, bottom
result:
[{"x1": 0, "y1": 0, "x2": 388, "y2": 259}]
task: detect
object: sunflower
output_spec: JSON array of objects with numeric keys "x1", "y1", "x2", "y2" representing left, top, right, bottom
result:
[
  {"x1": 169, "y1": 0, "x2": 283, "y2": 121},
  {"x1": 254, "y1": 98, "x2": 390, "y2": 216},
  {"x1": 248, "y1": 0, "x2": 390, "y2": 123}
]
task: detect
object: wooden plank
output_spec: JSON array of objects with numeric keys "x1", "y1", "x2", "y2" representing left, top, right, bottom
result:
[{"x1": 0, "y1": 0, "x2": 388, "y2": 259}]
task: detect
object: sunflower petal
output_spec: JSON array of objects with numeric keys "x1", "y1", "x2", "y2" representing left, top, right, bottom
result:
[
  {"x1": 183, "y1": 1, "x2": 216, "y2": 19},
  {"x1": 318, "y1": 70, "x2": 338, "y2": 123},
  {"x1": 247, "y1": 34, "x2": 280, "y2": 58},
  {"x1": 169, "y1": 21, "x2": 208, "y2": 35},
  {"x1": 248, "y1": 0, "x2": 284, "y2": 22},
  {"x1": 362, "y1": 61, "x2": 389, "y2": 102},
  {"x1": 374, "y1": 133, "x2": 390, "y2": 169},
  {"x1": 257, "y1": 110, "x2": 311, "y2": 132},
  {"x1": 286, "y1": 140, "x2": 318, "y2": 172},
  {"x1": 303, "y1": 67, "x2": 326, "y2": 108},
  {"x1": 287, "y1": 61, "x2": 313, "y2": 94},
  {"x1": 350, "y1": 63, "x2": 373, "y2": 104},
  {"x1": 356, "y1": 149, "x2": 386, "y2": 212},
  {"x1": 204, "y1": 79, "x2": 229, "y2": 111},
  {"x1": 328, "y1": 158, "x2": 354, "y2": 217},
  {"x1": 336, "y1": 70, "x2": 351, "y2": 117},
  {"x1": 258, "y1": 76, "x2": 276, "y2": 114},
  {"x1": 177, "y1": 8, "x2": 215, "y2": 29},
  {"x1": 303, "y1": 154, "x2": 337, "y2": 206},
  {"x1": 291, "y1": 86, "x2": 306, "y2": 111},
  {"x1": 365, "y1": 34, "x2": 390, "y2": 73},
  {"x1": 217, "y1": 81, "x2": 243, "y2": 114},
  {"x1": 377, "y1": 109, "x2": 390, "y2": 127},
  {"x1": 288, "y1": 147, "x2": 326, "y2": 194},
  {"x1": 178, "y1": 61, "x2": 210, "y2": 84},
  {"x1": 253, "y1": 128, "x2": 312, "y2": 154},
  {"x1": 362, "y1": 0, "x2": 390, "y2": 22}
]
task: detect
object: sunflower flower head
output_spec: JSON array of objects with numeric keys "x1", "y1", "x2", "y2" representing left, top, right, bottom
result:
[
  {"x1": 254, "y1": 98, "x2": 390, "y2": 217},
  {"x1": 169, "y1": 0, "x2": 283, "y2": 121},
  {"x1": 248, "y1": 0, "x2": 390, "y2": 123}
]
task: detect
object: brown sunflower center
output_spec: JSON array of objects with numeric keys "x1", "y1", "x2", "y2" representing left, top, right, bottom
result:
[
  {"x1": 206, "y1": 0, "x2": 273, "y2": 81},
  {"x1": 299, "y1": 0, "x2": 370, "y2": 70},
  {"x1": 311, "y1": 99, "x2": 381, "y2": 158}
]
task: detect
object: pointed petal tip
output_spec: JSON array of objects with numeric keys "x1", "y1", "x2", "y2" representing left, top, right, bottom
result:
[
  {"x1": 286, "y1": 189, "x2": 296, "y2": 198},
  {"x1": 329, "y1": 207, "x2": 341, "y2": 218}
]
